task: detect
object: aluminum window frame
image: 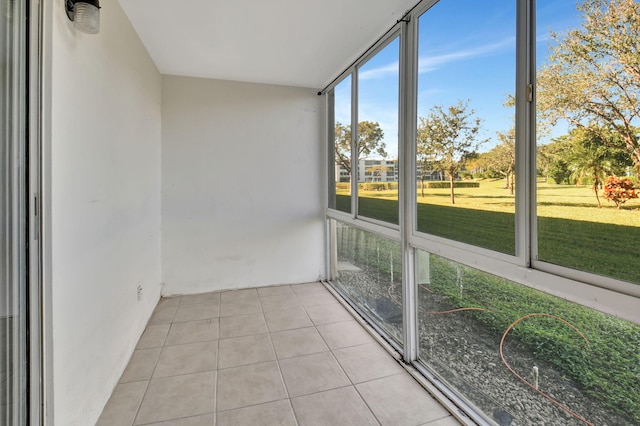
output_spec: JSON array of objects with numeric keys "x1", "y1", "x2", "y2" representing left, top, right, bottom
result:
[
  {"x1": 324, "y1": 0, "x2": 640, "y2": 420},
  {"x1": 325, "y1": 0, "x2": 639, "y2": 322},
  {"x1": 407, "y1": 0, "x2": 639, "y2": 321},
  {"x1": 353, "y1": 29, "x2": 403, "y2": 227},
  {"x1": 325, "y1": 25, "x2": 407, "y2": 355},
  {"x1": 410, "y1": 0, "x2": 522, "y2": 262}
]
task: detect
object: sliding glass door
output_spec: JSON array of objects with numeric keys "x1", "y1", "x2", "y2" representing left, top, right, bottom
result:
[{"x1": 1, "y1": 0, "x2": 38, "y2": 423}]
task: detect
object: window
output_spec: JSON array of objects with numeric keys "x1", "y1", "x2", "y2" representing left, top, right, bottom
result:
[
  {"x1": 328, "y1": 75, "x2": 352, "y2": 214},
  {"x1": 416, "y1": 251, "x2": 640, "y2": 425},
  {"x1": 325, "y1": 0, "x2": 640, "y2": 423},
  {"x1": 329, "y1": 220, "x2": 403, "y2": 345},
  {"x1": 415, "y1": 0, "x2": 517, "y2": 255},
  {"x1": 535, "y1": 0, "x2": 640, "y2": 289},
  {"x1": 357, "y1": 37, "x2": 400, "y2": 225}
]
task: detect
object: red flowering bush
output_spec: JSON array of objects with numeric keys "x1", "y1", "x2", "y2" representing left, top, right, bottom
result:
[{"x1": 602, "y1": 176, "x2": 638, "y2": 209}]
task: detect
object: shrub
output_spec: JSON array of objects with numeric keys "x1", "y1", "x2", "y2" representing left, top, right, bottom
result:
[
  {"x1": 358, "y1": 182, "x2": 398, "y2": 191},
  {"x1": 602, "y1": 176, "x2": 638, "y2": 209},
  {"x1": 477, "y1": 170, "x2": 502, "y2": 179},
  {"x1": 460, "y1": 172, "x2": 473, "y2": 180}
]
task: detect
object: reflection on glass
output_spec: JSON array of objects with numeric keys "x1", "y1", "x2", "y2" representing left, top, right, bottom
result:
[
  {"x1": 356, "y1": 38, "x2": 400, "y2": 225},
  {"x1": 536, "y1": 0, "x2": 640, "y2": 284},
  {"x1": 415, "y1": 1, "x2": 516, "y2": 254},
  {"x1": 331, "y1": 220, "x2": 402, "y2": 344},
  {"x1": 1, "y1": 0, "x2": 29, "y2": 423},
  {"x1": 332, "y1": 76, "x2": 352, "y2": 213},
  {"x1": 415, "y1": 251, "x2": 640, "y2": 425}
]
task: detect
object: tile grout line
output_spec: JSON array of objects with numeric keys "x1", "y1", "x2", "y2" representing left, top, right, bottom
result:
[
  {"x1": 309, "y1": 300, "x2": 383, "y2": 425},
  {"x1": 264, "y1": 300, "x2": 296, "y2": 413},
  {"x1": 130, "y1": 295, "x2": 182, "y2": 426},
  {"x1": 351, "y1": 383, "x2": 383, "y2": 426},
  {"x1": 108, "y1": 284, "x2": 462, "y2": 426},
  {"x1": 323, "y1": 282, "x2": 467, "y2": 425},
  {"x1": 214, "y1": 322, "x2": 220, "y2": 417},
  {"x1": 213, "y1": 291, "x2": 222, "y2": 416},
  {"x1": 262, "y1": 290, "x2": 304, "y2": 426}
]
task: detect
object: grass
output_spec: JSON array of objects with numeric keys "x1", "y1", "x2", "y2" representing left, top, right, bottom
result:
[
  {"x1": 428, "y1": 256, "x2": 640, "y2": 424},
  {"x1": 336, "y1": 178, "x2": 640, "y2": 283},
  {"x1": 336, "y1": 223, "x2": 640, "y2": 423}
]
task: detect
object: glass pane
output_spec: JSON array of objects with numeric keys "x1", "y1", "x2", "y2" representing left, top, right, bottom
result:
[
  {"x1": 330, "y1": 220, "x2": 402, "y2": 344},
  {"x1": 357, "y1": 38, "x2": 400, "y2": 225},
  {"x1": 417, "y1": 251, "x2": 640, "y2": 425},
  {"x1": 415, "y1": 1, "x2": 516, "y2": 254},
  {"x1": 1, "y1": 0, "x2": 29, "y2": 423},
  {"x1": 331, "y1": 76, "x2": 352, "y2": 213},
  {"x1": 536, "y1": 0, "x2": 640, "y2": 284}
]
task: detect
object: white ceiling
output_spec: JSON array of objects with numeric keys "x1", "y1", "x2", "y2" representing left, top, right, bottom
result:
[{"x1": 119, "y1": 0, "x2": 417, "y2": 89}]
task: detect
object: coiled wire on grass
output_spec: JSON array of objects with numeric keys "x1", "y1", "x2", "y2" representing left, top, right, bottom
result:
[{"x1": 386, "y1": 283, "x2": 594, "y2": 425}]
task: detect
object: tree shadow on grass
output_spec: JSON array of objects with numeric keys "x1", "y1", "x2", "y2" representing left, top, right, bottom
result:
[
  {"x1": 465, "y1": 195, "x2": 515, "y2": 200},
  {"x1": 537, "y1": 201, "x2": 600, "y2": 208},
  {"x1": 538, "y1": 185, "x2": 582, "y2": 190},
  {"x1": 538, "y1": 201, "x2": 640, "y2": 211},
  {"x1": 417, "y1": 204, "x2": 516, "y2": 255},
  {"x1": 338, "y1": 196, "x2": 640, "y2": 284},
  {"x1": 335, "y1": 195, "x2": 351, "y2": 213},
  {"x1": 421, "y1": 193, "x2": 515, "y2": 200},
  {"x1": 356, "y1": 196, "x2": 399, "y2": 225},
  {"x1": 538, "y1": 217, "x2": 640, "y2": 284}
]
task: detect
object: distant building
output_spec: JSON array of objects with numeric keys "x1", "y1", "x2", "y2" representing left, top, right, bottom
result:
[
  {"x1": 336, "y1": 160, "x2": 471, "y2": 182},
  {"x1": 335, "y1": 159, "x2": 399, "y2": 183}
]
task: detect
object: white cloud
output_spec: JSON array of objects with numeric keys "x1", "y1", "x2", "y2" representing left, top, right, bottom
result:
[
  {"x1": 418, "y1": 37, "x2": 515, "y2": 73},
  {"x1": 356, "y1": 37, "x2": 515, "y2": 80},
  {"x1": 536, "y1": 32, "x2": 554, "y2": 43},
  {"x1": 358, "y1": 62, "x2": 399, "y2": 80}
]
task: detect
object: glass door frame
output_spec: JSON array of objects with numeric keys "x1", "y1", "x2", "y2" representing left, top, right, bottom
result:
[{"x1": 29, "y1": 0, "x2": 43, "y2": 423}]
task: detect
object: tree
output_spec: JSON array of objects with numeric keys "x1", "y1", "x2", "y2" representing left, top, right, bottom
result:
[
  {"x1": 537, "y1": 0, "x2": 640, "y2": 173},
  {"x1": 547, "y1": 159, "x2": 571, "y2": 184},
  {"x1": 566, "y1": 126, "x2": 630, "y2": 207},
  {"x1": 334, "y1": 121, "x2": 386, "y2": 176},
  {"x1": 537, "y1": 137, "x2": 574, "y2": 179},
  {"x1": 477, "y1": 95, "x2": 516, "y2": 193},
  {"x1": 417, "y1": 100, "x2": 486, "y2": 204},
  {"x1": 462, "y1": 151, "x2": 482, "y2": 177},
  {"x1": 569, "y1": 139, "x2": 611, "y2": 208},
  {"x1": 416, "y1": 145, "x2": 438, "y2": 198},
  {"x1": 479, "y1": 127, "x2": 516, "y2": 194}
]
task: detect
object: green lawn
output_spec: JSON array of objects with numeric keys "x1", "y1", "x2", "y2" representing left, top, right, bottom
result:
[
  {"x1": 335, "y1": 178, "x2": 640, "y2": 284},
  {"x1": 428, "y1": 255, "x2": 640, "y2": 424},
  {"x1": 334, "y1": 197, "x2": 640, "y2": 423}
]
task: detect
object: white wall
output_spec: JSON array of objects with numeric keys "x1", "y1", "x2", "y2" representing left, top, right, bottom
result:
[
  {"x1": 46, "y1": 2, "x2": 162, "y2": 425},
  {"x1": 162, "y1": 76, "x2": 325, "y2": 294}
]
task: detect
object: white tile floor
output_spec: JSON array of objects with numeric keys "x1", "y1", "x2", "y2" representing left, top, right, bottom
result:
[{"x1": 96, "y1": 282, "x2": 462, "y2": 426}]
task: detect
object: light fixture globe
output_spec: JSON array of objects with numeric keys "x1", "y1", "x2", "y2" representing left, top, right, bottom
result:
[{"x1": 66, "y1": 0, "x2": 100, "y2": 34}]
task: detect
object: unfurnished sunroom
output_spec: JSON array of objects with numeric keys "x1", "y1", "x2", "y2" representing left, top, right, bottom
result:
[{"x1": 2, "y1": 0, "x2": 640, "y2": 425}]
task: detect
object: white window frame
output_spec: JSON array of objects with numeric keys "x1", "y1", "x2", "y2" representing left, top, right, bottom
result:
[{"x1": 323, "y1": 0, "x2": 640, "y2": 420}]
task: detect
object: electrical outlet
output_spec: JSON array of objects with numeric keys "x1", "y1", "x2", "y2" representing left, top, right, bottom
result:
[{"x1": 137, "y1": 285, "x2": 143, "y2": 301}]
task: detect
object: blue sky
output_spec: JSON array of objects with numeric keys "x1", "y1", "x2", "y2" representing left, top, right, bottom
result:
[{"x1": 334, "y1": 0, "x2": 582, "y2": 158}]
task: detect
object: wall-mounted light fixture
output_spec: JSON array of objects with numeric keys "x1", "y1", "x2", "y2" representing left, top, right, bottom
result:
[{"x1": 66, "y1": 0, "x2": 100, "y2": 34}]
